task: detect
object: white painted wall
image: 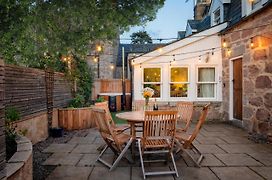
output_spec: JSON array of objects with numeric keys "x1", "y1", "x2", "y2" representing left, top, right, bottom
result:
[
  {"x1": 209, "y1": 0, "x2": 225, "y2": 26},
  {"x1": 133, "y1": 23, "x2": 227, "y2": 102}
]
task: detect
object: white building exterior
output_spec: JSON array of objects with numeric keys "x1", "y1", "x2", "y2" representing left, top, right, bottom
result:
[{"x1": 132, "y1": 23, "x2": 227, "y2": 103}]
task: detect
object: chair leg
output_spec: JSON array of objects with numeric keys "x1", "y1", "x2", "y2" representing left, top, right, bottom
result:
[
  {"x1": 170, "y1": 152, "x2": 179, "y2": 177},
  {"x1": 110, "y1": 138, "x2": 133, "y2": 171},
  {"x1": 181, "y1": 145, "x2": 203, "y2": 168},
  {"x1": 137, "y1": 139, "x2": 146, "y2": 179},
  {"x1": 191, "y1": 144, "x2": 204, "y2": 166},
  {"x1": 97, "y1": 145, "x2": 113, "y2": 168}
]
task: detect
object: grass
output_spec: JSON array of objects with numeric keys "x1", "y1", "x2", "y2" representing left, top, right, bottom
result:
[{"x1": 111, "y1": 111, "x2": 128, "y2": 124}]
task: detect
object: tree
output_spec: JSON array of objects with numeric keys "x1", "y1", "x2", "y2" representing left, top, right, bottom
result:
[
  {"x1": 0, "y1": 0, "x2": 165, "y2": 68},
  {"x1": 130, "y1": 30, "x2": 153, "y2": 44}
]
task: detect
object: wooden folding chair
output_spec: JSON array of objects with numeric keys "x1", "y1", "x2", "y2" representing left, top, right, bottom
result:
[
  {"x1": 138, "y1": 111, "x2": 179, "y2": 179},
  {"x1": 176, "y1": 102, "x2": 194, "y2": 132},
  {"x1": 95, "y1": 101, "x2": 130, "y2": 132},
  {"x1": 92, "y1": 108, "x2": 133, "y2": 171},
  {"x1": 132, "y1": 100, "x2": 154, "y2": 111},
  {"x1": 175, "y1": 103, "x2": 210, "y2": 167}
]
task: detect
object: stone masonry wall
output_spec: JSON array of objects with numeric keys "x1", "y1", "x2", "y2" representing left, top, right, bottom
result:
[
  {"x1": 222, "y1": 6, "x2": 272, "y2": 140},
  {"x1": 0, "y1": 58, "x2": 6, "y2": 179},
  {"x1": 87, "y1": 40, "x2": 119, "y2": 79}
]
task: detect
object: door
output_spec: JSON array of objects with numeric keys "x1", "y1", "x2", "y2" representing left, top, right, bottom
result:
[{"x1": 233, "y1": 59, "x2": 242, "y2": 120}]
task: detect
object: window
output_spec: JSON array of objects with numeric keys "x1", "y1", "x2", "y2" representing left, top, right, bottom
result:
[
  {"x1": 197, "y1": 67, "x2": 216, "y2": 98},
  {"x1": 143, "y1": 68, "x2": 161, "y2": 98},
  {"x1": 213, "y1": 8, "x2": 220, "y2": 25},
  {"x1": 170, "y1": 67, "x2": 189, "y2": 97},
  {"x1": 252, "y1": 0, "x2": 262, "y2": 10}
]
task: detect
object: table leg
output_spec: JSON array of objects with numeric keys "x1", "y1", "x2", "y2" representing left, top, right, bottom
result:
[{"x1": 130, "y1": 122, "x2": 136, "y2": 159}]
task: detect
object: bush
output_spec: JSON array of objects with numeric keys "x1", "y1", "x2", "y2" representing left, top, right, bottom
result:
[{"x1": 68, "y1": 93, "x2": 85, "y2": 108}]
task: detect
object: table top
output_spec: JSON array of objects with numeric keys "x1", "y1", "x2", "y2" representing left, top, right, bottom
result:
[{"x1": 116, "y1": 111, "x2": 145, "y2": 123}]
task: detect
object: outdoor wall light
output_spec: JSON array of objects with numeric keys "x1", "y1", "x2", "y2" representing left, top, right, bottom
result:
[
  {"x1": 96, "y1": 45, "x2": 102, "y2": 52},
  {"x1": 227, "y1": 48, "x2": 232, "y2": 57},
  {"x1": 93, "y1": 56, "x2": 98, "y2": 62},
  {"x1": 250, "y1": 38, "x2": 254, "y2": 48}
]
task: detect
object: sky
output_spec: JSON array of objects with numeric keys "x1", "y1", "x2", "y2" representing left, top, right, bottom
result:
[{"x1": 120, "y1": 0, "x2": 194, "y2": 44}]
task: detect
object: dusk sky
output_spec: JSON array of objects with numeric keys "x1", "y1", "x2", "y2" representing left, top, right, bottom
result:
[{"x1": 120, "y1": 0, "x2": 194, "y2": 43}]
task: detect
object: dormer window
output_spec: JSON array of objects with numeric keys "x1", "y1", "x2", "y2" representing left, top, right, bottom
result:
[
  {"x1": 213, "y1": 8, "x2": 221, "y2": 25},
  {"x1": 252, "y1": 0, "x2": 262, "y2": 10}
]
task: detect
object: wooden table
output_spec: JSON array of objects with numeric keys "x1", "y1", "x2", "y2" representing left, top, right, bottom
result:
[{"x1": 116, "y1": 111, "x2": 145, "y2": 140}]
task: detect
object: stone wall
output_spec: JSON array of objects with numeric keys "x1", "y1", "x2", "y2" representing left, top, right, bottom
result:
[
  {"x1": 222, "y1": 6, "x2": 272, "y2": 140},
  {"x1": 87, "y1": 40, "x2": 119, "y2": 79},
  {"x1": 0, "y1": 58, "x2": 6, "y2": 179}
]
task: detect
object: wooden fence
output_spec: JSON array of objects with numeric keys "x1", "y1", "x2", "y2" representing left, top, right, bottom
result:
[
  {"x1": 0, "y1": 59, "x2": 5, "y2": 180},
  {"x1": 92, "y1": 79, "x2": 131, "y2": 100},
  {"x1": 4, "y1": 65, "x2": 73, "y2": 119}
]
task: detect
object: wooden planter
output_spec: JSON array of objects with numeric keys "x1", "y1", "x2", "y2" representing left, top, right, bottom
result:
[{"x1": 58, "y1": 107, "x2": 95, "y2": 130}]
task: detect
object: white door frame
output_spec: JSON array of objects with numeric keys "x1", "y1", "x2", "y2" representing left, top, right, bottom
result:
[{"x1": 229, "y1": 56, "x2": 243, "y2": 126}]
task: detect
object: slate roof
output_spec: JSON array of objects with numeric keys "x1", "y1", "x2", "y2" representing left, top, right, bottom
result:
[
  {"x1": 117, "y1": 43, "x2": 166, "y2": 67},
  {"x1": 177, "y1": 31, "x2": 186, "y2": 39},
  {"x1": 188, "y1": 20, "x2": 201, "y2": 30}
]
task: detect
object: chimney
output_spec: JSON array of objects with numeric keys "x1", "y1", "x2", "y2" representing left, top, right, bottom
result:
[{"x1": 194, "y1": 0, "x2": 211, "y2": 20}]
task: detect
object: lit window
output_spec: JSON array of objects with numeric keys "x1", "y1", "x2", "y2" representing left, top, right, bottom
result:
[
  {"x1": 143, "y1": 68, "x2": 161, "y2": 98},
  {"x1": 213, "y1": 8, "x2": 220, "y2": 25},
  {"x1": 170, "y1": 67, "x2": 189, "y2": 97},
  {"x1": 197, "y1": 67, "x2": 216, "y2": 98},
  {"x1": 252, "y1": 0, "x2": 262, "y2": 10}
]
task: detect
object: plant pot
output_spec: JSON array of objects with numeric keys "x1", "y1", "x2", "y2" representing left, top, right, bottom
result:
[{"x1": 50, "y1": 127, "x2": 64, "y2": 137}]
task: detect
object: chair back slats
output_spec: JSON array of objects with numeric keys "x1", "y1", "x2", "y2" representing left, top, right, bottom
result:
[
  {"x1": 132, "y1": 100, "x2": 154, "y2": 111},
  {"x1": 94, "y1": 101, "x2": 114, "y2": 125},
  {"x1": 176, "y1": 102, "x2": 194, "y2": 131},
  {"x1": 185, "y1": 103, "x2": 210, "y2": 148},
  {"x1": 143, "y1": 111, "x2": 177, "y2": 149}
]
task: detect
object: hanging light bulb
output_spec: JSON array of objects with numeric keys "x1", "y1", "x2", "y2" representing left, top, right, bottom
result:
[
  {"x1": 198, "y1": 55, "x2": 202, "y2": 63},
  {"x1": 131, "y1": 59, "x2": 135, "y2": 65},
  {"x1": 211, "y1": 48, "x2": 215, "y2": 55},
  {"x1": 222, "y1": 39, "x2": 227, "y2": 48},
  {"x1": 110, "y1": 65, "x2": 114, "y2": 70},
  {"x1": 157, "y1": 47, "x2": 163, "y2": 53},
  {"x1": 172, "y1": 54, "x2": 176, "y2": 62},
  {"x1": 169, "y1": 61, "x2": 172, "y2": 67},
  {"x1": 140, "y1": 63, "x2": 142, "y2": 69},
  {"x1": 250, "y1": 38, "x2": 254, "y2": 48},
  {"x1": 227, "y1": 48, "x2": 232, "y2": 57},
  {"x1": 93, "y1": 56, "x2": 98, "y2": 62},
  {"x1": 96, "y1": 45, "x2": 102, "y2": 52}
]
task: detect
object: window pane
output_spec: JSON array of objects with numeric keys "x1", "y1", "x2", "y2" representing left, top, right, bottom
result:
[
  {"x1": 170, "y1": 84, "x2": 188, "y2": 97},
  {"x1": 144, "y1": 84, "x2": 160, "y2": 98},
  {"x1": 144, "y1": 68, "x2": 161, "y2": 82},
  {"x1": 198, "y1": 68, "x2": 215, "y2": 82},
  {"x1": 171, "y1": 68, "x2": 188, "y2": 82},
  {"x1": 197, "y1": 84, "x2": 215, "y2": 98}
]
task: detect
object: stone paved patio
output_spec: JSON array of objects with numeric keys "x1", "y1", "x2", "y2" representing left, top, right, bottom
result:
[{"x1": 43, "y1": 123, "x2": 272, "y2": 180}]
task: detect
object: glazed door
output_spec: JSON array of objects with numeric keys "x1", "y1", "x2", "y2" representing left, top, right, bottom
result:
[{"x1": 233, "y1": 59, "x2": 242, "y2": 120}]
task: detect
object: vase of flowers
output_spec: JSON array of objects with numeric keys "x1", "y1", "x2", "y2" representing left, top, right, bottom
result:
[{"x1": 142, "y1": 87, "x2": 154, "y2": 110}]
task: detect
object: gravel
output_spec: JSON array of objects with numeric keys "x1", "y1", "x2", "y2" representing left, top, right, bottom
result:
[{"x1": 33, "y1": 129, "x2": 90, "y2": 180}]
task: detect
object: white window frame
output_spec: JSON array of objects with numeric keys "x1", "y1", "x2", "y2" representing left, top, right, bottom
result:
[
  {"x1": 242, "y1": 0, "x2": 268, "y2": 16},
  {"x1": 169, "y1": 66, "x2": 190, "y2": 99},
  {"x1": 142, "y1": 66, "x2": 162, "y2": 99},
  {"x1": 213, "y1": 8, "x2": 221, "y2": 25},
  {"x1": 196, "y1": 66, "x2": 217, "y2": 100},
  {"x1": 252, "y1": 0, "x2": 262, "y2": 10}
]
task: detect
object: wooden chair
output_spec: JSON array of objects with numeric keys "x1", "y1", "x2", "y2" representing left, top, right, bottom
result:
[
  {"x1": 176, "y1": 102, "x2": 194, "y2": 132},
  {"x1": 132, "y1": 100, "x2": 154, "y2": 111},
  {"x1": 94, "y1": 101, "x2": 130, "y2": 132},
  {"x1": 92, "y1": 108, "x2": 133, "y2": 171},
  {"x1": 175, "y1": 103, "x2": 210, "y2": 167},
  {"x1": 138, "y1": 111, "x2": 179, "y2": 179}
]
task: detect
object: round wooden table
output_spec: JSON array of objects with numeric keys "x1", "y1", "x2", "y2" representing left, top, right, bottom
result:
[{"x1": 116, "y1": 111, "x2": 145, "y2": 139}]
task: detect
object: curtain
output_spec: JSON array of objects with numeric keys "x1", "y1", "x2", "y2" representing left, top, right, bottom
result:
[{"x1": 198, "y1": 68, "x2": 215, "y2": 98}]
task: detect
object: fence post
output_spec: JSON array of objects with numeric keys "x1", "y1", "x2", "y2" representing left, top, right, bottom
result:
[
  {"x1": 0, "y1": 57, "x2": 6, "y2": 179},
  {"x1": 45, "y1": 68, "x2": 54, "y2": 131}
]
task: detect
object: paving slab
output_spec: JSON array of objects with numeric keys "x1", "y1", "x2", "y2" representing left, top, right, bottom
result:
[
  {"x1": 176, "y1": 167, "x2": 219, "y2": 180},
  {"x1": 92, "y1": 137, "x2": 104, "y2": 144},
  {"x1": 46, "y1": 166, "x2": 93, "y2": 180},
  {"x1": 250, "y1": 167, "x2": 272, "y2": 179},
  {"x1": 194, "y1": 145, "x2": 226, "y2": 154},
  {"x1": 67, "y1": 137, "x2": 96, "y2": 144},
  {"x1": 248, "y1": 153, "x2": 272, "y2": 166},
  {"x1": 211, "y1": 167, "x2": 263, "y2": 180},
  {"x1": 71, "y1": 144, "x2": 99, "y2": 154},
  {"x1": 43, "y1": 144, "x2": 77, "y2": 153},
  {"x1": 197, "y1": 137, "x2": 227, "y2": 145},
  {"x1": 131, "y1": 167, "x2": 175, "y2": 180},
  {"x1": 43, "y1": 153, "x2": 83, "y2": 166},
  {"x1": 214, "y1": 153, "x2": 263, "y2": 166},
  {"x1": 218, "y1": 136, "x2": 253, "y2": 144},
  {"x1": 201, "y1": 154, "x2": 225, "y2": 167},
  {"x1": 77, "y1": 154, "x2": 98, "y2": 167},
  {"x1": 89, "y1": 166, "x2": 130, "y2": 180},
  {"x1": 218, "y1": 144, "x2": 272, "y2": 154}
]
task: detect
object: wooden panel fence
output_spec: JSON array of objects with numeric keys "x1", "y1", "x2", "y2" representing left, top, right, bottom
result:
[
  {"x1": 92, "y1": 79, "x2": 131, "y2": 100},
  {"x1": 4, "y1": 65, "x2": 73, "y2": 119},
  {"x1": 0, "y1": 59, "x2": 5, "y2": 180}
]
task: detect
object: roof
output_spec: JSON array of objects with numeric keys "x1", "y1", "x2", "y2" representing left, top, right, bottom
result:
[
  {"x1": 117, "y1": 43, "x2": 166, "y2": 67},
  {"x1": 188, "y1": 20, "x2": 201, "y2": 30},
  {"x1": 177, "y1": 31, "x2": 186, "y2": 39}
]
